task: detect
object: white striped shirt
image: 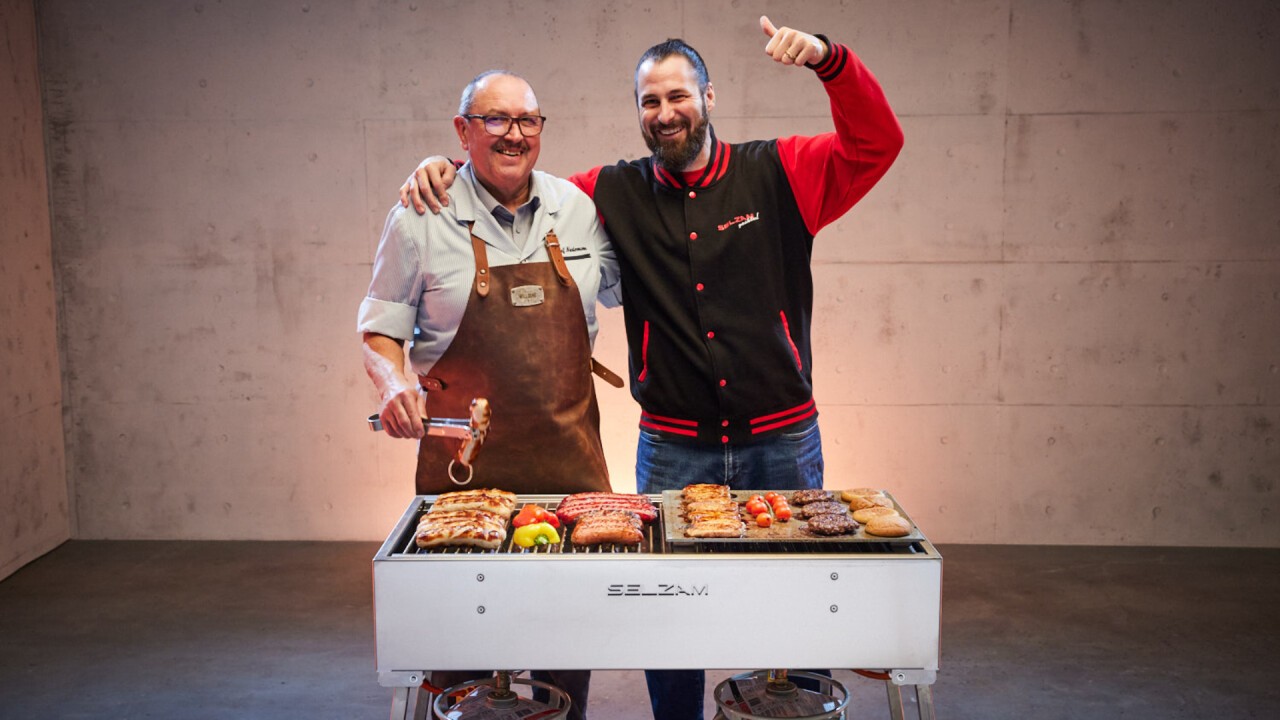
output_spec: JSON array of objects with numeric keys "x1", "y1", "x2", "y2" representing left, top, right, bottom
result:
[{"x1": 358, "y1": 164, "x2": 621, "y2": 374}]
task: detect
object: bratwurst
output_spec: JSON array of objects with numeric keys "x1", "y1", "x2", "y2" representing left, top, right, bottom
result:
[
  {"x1": 555, "y1": 492, "x2": 658, "y2": 524},
  {"x1": 570, "y1": 509, "x2": 645, "y2": 545}
]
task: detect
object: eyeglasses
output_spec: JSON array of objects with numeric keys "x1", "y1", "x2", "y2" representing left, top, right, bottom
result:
[{"x1": 462, "y1": 114, "x2": 547, "y2": 136}]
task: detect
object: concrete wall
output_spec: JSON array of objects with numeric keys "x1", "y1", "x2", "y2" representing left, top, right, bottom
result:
[
  {"x1": 31, "y1": 0, "x2": 1279, "y2": 545},
  {"x1": 2, "y1": 0, "x2": 70, "y2": 580}
]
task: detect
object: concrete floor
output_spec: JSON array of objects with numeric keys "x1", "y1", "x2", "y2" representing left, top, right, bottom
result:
[{"x1": 0, "y1": 542, "x2": 1277, "y2": 720}]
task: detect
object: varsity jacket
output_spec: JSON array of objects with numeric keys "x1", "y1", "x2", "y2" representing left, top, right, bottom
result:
[{"x1": 576, "y1": 40, "x2": 904, "y2": 445}]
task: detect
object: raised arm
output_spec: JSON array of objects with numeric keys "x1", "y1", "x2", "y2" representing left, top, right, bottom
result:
[{"x1": 764, "y1": 15, "x2": 905, "y2": 235}]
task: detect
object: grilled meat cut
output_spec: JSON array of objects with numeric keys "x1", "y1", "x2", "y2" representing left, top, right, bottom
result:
[
  {"x1": 415, "y1": 508, "x2": 508, "y2": 549},
  {"x1": 805, "y1": 513, "x2": 860, "y2": 536},
  {"x1": 682, "y1": 499, "x2": 738, "y2": 516},
  {"x1": 570, "y1": 509, "x2": 644, "y2": 545},
  {"x1": 798, "y1": 500, "x2": 848, "y2": 519},
  {"x1": 684, "y1": 509, "x2": 743, "y2": 524},
  {"x1": 430, "y1": 488, "x2": 517, "y2": 518},
  {"x1": 685, "y1": 514, "x2": 746, "y2": 538},
  {"x1": 790, "y1": 489, "x2": 835, "y2": 505},
  {"x1": 681, "y1": 483, "x2": 731, "y2": 502},
  {"x1": 555, "y1": 492, "x2": 658, "y2": 524}
]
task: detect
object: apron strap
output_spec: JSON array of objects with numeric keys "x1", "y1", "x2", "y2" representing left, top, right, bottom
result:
[
  {"x1": 468, "y1": 223, "x2": 491, "y2": 298},
  {"x1": 591, "y1": 358, "x2": 625, "y2": 388},
  {"x1": 544, "y1": 230, "x2": 573, "y2": 287}
]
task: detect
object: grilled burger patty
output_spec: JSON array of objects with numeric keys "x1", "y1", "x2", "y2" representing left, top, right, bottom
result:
[
  {"x1": 790, "y1": 489, "x2": 835, "y2": 505},
  {"x1": 806, "y1": 513, "x2": 860, "y2": 536},
  {"x1": 798, "y1": 500, "x2": 848, "y2": 519}
]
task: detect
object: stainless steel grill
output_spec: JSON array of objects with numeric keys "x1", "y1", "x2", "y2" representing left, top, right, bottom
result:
[{"x1": 374, "y1": 493, "x2": 941, "y2": 719}]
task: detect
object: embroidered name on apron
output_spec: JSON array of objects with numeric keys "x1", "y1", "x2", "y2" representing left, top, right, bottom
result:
[{"x1": 510, "y1": 285, "x2": 545, "y2": 307}]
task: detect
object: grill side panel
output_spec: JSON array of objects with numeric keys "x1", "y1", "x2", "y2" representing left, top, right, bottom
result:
[{"x1": 373, "y1": 553, "x2": 941, "y2": 672}]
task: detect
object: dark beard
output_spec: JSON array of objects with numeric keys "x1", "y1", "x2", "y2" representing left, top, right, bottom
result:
[{"x1": 645, "y1": 111, "x2": 710, "y2": 172}]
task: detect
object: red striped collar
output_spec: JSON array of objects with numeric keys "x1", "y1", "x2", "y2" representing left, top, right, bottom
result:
[{"x1": 651, "y1": 126, "x2": 731, "y2": 190}]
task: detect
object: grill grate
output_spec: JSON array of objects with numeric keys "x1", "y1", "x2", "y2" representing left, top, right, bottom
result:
[
  {"x1": 391, "y1": 497, "x2": 922, "y2": 557},
  {"x1": 393, "y1": 499, "x2": 662, "y2": 556}
]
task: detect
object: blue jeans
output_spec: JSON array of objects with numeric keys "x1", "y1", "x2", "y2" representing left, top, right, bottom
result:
[
  {"x1": 636, "y1": 417, "x2": 824, "y2": 494},
  {"x1": 637, "y1": 418, "x2": 825, "y2": 720}
]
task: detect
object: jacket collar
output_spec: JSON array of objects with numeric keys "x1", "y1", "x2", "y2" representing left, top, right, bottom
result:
[{"x1": 651, "y1": 125, "x2": 731, "y2": 190}]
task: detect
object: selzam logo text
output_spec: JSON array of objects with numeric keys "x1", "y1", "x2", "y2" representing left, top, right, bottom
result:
[
  {"x1": 607, "y1": 583, "x2": 709, "y2": 597},
  {"x1": 717, "y1": 212, "x2": 759, "y2": 232}
]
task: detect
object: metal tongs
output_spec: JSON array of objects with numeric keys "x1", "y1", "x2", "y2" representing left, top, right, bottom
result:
[{"x1": 367, "y1": 398, "x2": 491, "y2": 485}]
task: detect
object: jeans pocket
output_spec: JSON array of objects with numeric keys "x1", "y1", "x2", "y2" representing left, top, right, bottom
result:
[{"x1": 779, "y1": 417, "x2": 820, "y2": 442}]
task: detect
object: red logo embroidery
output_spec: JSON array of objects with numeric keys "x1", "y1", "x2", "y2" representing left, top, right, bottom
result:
[{"x1": 717, "y1": 212, "x2": 760, "y2": 232}]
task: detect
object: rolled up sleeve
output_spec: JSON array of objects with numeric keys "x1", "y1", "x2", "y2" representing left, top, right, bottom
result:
[
  {"x1": 357, "y1": 296, "x2": 417, "y2": 339},
  {"x1": 357, "y1": 206, "x2": 425, "y2": 341}
]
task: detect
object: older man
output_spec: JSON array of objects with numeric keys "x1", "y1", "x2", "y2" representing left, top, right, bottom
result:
[
  {"x1": 359, "y1": 70, "x2": 620, "y2": 719},
  {"x1": 361, "y1": 70, "x2": 620, "y2": 494},
  {"x1": 401, "y1": 17, "x2": 903, "y2": 719}
]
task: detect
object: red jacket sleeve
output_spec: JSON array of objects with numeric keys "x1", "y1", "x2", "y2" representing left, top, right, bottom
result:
[
  {"x1": 567, "y1": 166, "x2": 607, "y2": 226},
  {"x1": 776, "y1": 40, "x2": 904, "y2": 236},
  {"x1": 568, "y1": 166, "x2": 605, "y2": 200}
]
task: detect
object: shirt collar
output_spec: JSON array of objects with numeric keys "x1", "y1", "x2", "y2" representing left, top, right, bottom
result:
[
  {"x1": 454, "y1": 163, "x2": 556, "y2": 222},
  {"x1": 471, "y1": 170, "x2": 541, "y2": 223}
]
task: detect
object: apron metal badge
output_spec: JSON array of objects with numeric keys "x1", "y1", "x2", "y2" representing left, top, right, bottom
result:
[{"x1": 510, "y1": 285, "x2": 545, "y2": 307}]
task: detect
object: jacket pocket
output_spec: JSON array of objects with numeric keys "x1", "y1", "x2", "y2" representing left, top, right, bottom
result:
[
  {"x1": 637, "y1": 320, "x2": 651, "y2": 382},
  {"x1": 779, "y1": 311, "x2": 802, "y2": 371}
]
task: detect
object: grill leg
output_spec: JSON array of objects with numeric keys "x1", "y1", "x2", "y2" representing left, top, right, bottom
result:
[
  {"x1": 884, "y1": 679, "x2": 937, "y2": 720},
  {"x1": 389, "y1": 687, "x2": 411, "y2": 720},
  {"x1": 885, "y1": 679, "x2": 907, "y2": 720},
  {"x1": 916, "y1": 684, "x2": 936, "y2": 720},
  {"x1": 411, "y1": 686, "x2": 432, "y2": 720}
]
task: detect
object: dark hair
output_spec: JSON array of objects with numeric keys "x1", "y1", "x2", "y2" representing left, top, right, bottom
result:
[
  {"x1": 634, "y1": 39, "x2": 710, "y2": 97},
  {"x1": 458, "y1": 70, "x2": 530, "y2": 116}
]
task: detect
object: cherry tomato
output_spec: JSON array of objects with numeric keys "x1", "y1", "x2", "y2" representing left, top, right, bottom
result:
[
  {"x1": 774, "y1": 505, "x2": 793, "y2": 522},
  {"x1": 769, "y1": 494, "x2": 788, "y2": 509},
  {"x1": 756, "y1": 513, "x2": 774, "y2": 528},
  {"x1": 747, "y1": 494, "x2": 765, "y2": 505},
  {"x1": 745, "y1": 499, "x2": 768, "y2": 516},
  {"x1": 764, "y1": 492, "x2": 780, "y2": 503}
]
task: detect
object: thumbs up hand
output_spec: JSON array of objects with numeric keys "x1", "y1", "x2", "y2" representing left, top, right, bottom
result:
[{"x1": 760, "y1": 15, "x2": 827, "y2": 67}]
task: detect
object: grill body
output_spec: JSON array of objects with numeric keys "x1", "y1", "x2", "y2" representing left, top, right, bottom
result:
[{"x1": 373, "y1": 494, "x2": 941, "y2": 682}]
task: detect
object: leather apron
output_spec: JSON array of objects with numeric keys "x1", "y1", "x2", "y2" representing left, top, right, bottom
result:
[{"x1": 414, "y1": 226, "x2": 611, "y2": 495}]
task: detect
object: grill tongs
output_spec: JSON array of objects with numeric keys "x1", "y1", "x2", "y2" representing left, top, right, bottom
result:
[{"x1": 367, "y1": 398, "x2": 491, "y2": 485}]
